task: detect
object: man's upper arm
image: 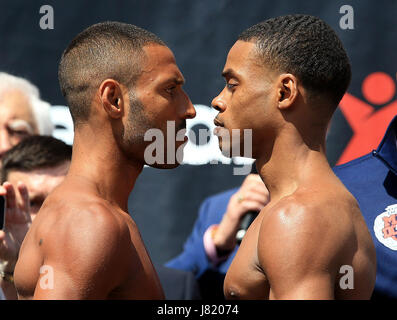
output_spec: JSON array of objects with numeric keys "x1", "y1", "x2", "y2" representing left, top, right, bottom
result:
[
  {"x1": 257, "y1": 202, "x2": 336, "y2": 300},
  {"x1": 33, "y1": 206, "x2": 125, "y2": 299}
]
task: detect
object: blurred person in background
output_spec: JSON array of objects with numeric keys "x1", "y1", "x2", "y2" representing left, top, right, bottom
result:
[
  {"x1": 0, "y1": 136, "x2": 71, "y2": 299},
  {"x1": 0, "y1": 72, "x2": 53, "y2": 162}
]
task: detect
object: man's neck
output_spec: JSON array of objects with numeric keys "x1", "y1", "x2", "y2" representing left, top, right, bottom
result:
[
  {"x1": 256, "y1": 129, "x2": 331, "y2": 203},
  {"x1": 67, "y1": 130, "x2": 143, "y2": 212}
]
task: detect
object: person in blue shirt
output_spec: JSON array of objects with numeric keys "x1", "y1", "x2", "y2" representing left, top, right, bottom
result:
[
  {"x1": 167, "y1": 115, "x2": 397, "y2": 299},
  {"x1": 333, "y1": 115, "x2": 397, "y2": 299}
]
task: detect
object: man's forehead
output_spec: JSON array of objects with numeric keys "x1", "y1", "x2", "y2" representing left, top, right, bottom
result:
[
  {"x1": 223, "y1": 40, "x2": 276, "y2": 81},
  {"x1": 8, "y1": 162, "x2": 70, "y2": 181},
  {"x1": 224, "y1": 41, "x2": 258, "y2": 71},
  {"x1": 132, "y1": 44, "x2": 185, "y2": 87},
  {"x1": 140, "y1": 44, "x2": 184, "y2": 82},
  {"x1": 7, "y1": 171, "x2": 52, "y2": 191},
  {"x1": 8, "y1": 169, "x2": 66, "y2": 197},
  {"x1": 0, "y1": 89, "x2": 33, "y2": 117}
]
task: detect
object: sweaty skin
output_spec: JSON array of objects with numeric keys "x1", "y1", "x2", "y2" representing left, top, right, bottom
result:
[
  {"x1": 224, "y1": 169, "x2": 376, "y2": 299},
  {"x1": 14, "y1": 43, "x2": 195, "y2": 299},
  {"x1": 212, "y1": 40, "x2": 376, "y2": 300}
]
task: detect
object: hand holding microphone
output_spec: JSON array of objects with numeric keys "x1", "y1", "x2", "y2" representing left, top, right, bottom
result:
[
  {"x1": 235, "y1": 210, "x2": 259, "y2": 245},
  {"x1": 212, "y1": 174, "x2": 270, "y2": 254}
]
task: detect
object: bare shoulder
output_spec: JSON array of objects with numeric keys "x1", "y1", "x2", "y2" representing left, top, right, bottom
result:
[
  {"x1": 34, "y1": 191, "x2": 131, "y2": 268},
  {"x1": 254, "y1": 181, "x2": 375, "y2": 299},
  {"x1": 263, "y1": 184, "x2": 359, "y2": 231},
  {"x1": 258, "y1": 187, "x2": 358, "y2": 273},
  {"x1": 40, "y1": 199, "x2": 127, "y2": 247},
  {"x1": 16, "y1": 191, "x2": 135, "y2": 298}
]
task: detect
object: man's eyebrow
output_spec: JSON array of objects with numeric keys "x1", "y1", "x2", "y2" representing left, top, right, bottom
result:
[
  {"x1": 222, "y1": 69, "x2": 239, "y2": 79},
  {"x1": 166, "y1": 77, "x2": 185, "y2": 85},
  {"x1": 8, "y1": 119, "x2": 34, "y2": 134}
]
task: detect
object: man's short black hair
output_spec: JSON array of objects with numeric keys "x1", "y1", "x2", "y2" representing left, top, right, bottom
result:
[
  {"x1": 1, "y1": 135, "x2": 72, "y2": 183},
  {"x1": 238, "y1": 14, "x2": 351, "y2": 106},
  {"x1": 58, "y1": 21, "x2": 165, "y2": 125}
]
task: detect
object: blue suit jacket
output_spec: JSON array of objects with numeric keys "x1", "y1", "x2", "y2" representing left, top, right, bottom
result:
[
  {"x1": 333, "y1": 115, "x2": 397, "y2": 299},
  {"x1": 166, "y1": 188, "x2": 239, "y2": 278},
  {"x1": 167, "y1": 115, "x2": 397, "y2": 299}
]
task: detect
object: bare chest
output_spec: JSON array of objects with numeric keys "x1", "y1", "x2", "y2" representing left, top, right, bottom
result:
[
  {"x1": 112, "y1": 217, "x2": 164, "y2": 299},
  {"x1": 224, "y1": 214, "x2": 270, "y2": 299}
]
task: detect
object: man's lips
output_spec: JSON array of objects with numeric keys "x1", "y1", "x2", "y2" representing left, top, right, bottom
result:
[
  {"x1": 213, "y1": 118, "x2": 224, "y2": 127},
  {"x1": 213, "y1": 118, "x2": 226, "y2": 136}
]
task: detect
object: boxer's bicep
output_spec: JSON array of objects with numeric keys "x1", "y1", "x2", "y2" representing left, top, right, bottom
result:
[
  {"x1": 33, "y1": 256, "x2": 118, "y2": 299},
  {"x1": 258, "y1": 204, "x2": 335, "y2": 300},
  {"x1": 34, "y1": 207, "x2": 124, "y2": 299},
  {"x1": 33, "y1": 263, "x2": 89, "y2": 299},
  {"x1": 268, "y1": 273, "x2": 334, "y2": 300}
]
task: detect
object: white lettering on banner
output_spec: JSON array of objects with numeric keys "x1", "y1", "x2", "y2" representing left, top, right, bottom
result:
[{"x1": 50, "y1": 105, "x2": 74, "y2": 145}]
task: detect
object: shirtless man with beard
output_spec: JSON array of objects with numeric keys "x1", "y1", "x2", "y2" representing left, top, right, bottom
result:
[
  {"x1": 211, "y1": 14, "x2": 376, "y2": 299},
  {"x1": 14, "y1": 21, "x2": 196, "y2": 299}
]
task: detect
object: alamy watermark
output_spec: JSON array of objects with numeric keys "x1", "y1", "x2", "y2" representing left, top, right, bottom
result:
[
  {"x1": 339, "y1": 265, "x2": 354, "y2": 290},
  {"x1": 339, "y1": 5, "x2": 354, "y2": 30},
  {"x1": 39, "y1": 265, "x2": 54, "y2": 290},
  {"x1": 39, "y1": 5, "x2": 54, "y2": 30},
  {"x1": 144, "y1": 121, "x2": 253, "y2": 175}
]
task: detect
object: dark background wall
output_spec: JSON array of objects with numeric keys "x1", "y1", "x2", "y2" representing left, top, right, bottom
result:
[{"x1": 1, "y1": 0, "x2": 396, "y2": 265}]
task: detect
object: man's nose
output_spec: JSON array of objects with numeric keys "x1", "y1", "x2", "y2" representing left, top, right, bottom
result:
[
  {"x1": 182, "y1": 91, "x2": 196, "y2": 119},
  {"x1": 211, "y1": 93, "x2": 226, "y2": 113}
]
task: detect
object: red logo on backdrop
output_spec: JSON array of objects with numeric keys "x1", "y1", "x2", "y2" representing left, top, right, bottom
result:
[{"x1": 337, "y1": 72, "x2": 397, "y2": 165}]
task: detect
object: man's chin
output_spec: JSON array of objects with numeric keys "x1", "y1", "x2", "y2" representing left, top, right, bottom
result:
[
  {"x1": 218, "y1": 141, "x2": 247, "y2": 158},
  {"x1": 144, "y1": 148, "x2": 185, "y2": 169},
  {"x1": 143, "y1": 141, "x2": 187, "y2": 169}
]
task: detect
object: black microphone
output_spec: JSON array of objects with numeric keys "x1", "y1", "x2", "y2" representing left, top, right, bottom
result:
[{"x1": 235, "y1": 211, "x2": 259, "y2": 244}]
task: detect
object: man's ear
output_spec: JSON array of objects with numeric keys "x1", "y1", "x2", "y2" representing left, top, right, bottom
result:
[
  {"x1": 99, "y1": 79, "x2": 124, "y2": 119},
  {"x1": 277, "y1": 74, "x2": 298, "y2": 110}
]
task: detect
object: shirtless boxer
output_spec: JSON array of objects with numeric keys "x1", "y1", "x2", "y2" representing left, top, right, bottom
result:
[
  {"x1": 14, "y1": 21, "x2": 196, "y2": 299},
  {"x1": 211, "y1": 14, "x2": 376, "y2": 299}
]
